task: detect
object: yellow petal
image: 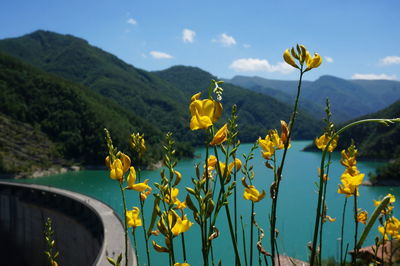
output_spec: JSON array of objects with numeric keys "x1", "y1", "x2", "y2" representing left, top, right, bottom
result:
[
  {"x1": 234, "y1": 158, "x2": 242, "y2": 171},
  {"x1": 119, "y1": 153, "x2": 131, "y2": 174},
  {"x1": 110, "y1": 159, "x2": 124, "y2": 180},
  {"x1": 283, "y1": 49, "x2": 299, "y2": 69},
  {"x1": 172, "y1": 215, "x2": 193, "y2": 235},
  {"x1": 127, "y1": 166, "x2": 136, "y2": 187},
  {"x1": 129, "y1": 181, "x2": 151, "y2": 192},
  {"x1": 191, "y1": 92, "x2": 201, "y2": 102},
  {"x1": 173, "y1": 170, "x2": 182, "y2": 186},
  {"x1": 210, "y1": 123, "x2": 228, "y2": 146},
  {"x1": 126, "y1": 207, "x2": 142, "y2": 228},
  {"x1": 105, "y1": 156, "x2": 111, "y2": 170},
  {"x1": 310, "y1": 53, "x2": 322, "y2": 69}
]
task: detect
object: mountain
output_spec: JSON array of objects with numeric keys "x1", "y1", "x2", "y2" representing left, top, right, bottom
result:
[
  {"x1": 0, "y1": 30, "x2": 321, "y2": 144},
  {"x1": 336, "y1": 100, "x2": 400, "y2": 160},
  {"x1": 153, "y1": 66, "x2": 322, "y2": 141},
  {"x1": 0, "y1": 30, "x2": 196, "y2": 146},
  {"x1": 336, "y1": 100, "x2": 400, "y2": 185},
  {"x1": 227, "y1": 75, "x2": 400, "y2": 122},
  {"x1": 0, "y1": 51, "x2": 165, "y2": 176}
]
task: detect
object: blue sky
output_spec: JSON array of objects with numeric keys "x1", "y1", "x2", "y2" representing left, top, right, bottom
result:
[{"x1": 1, "y1": 0, "x2": 400, "y2": 81}]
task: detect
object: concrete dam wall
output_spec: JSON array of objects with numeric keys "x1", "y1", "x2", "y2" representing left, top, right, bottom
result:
[{"x1": 0, "y1": 181, "x2": 134, "y2": 266}]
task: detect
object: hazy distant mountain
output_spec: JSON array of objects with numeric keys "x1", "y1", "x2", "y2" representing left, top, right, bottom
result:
[
  {"x1": 227, "y1": 75, "x2": 400, "y2": 122},
  {"x1": 154, "y1": 65, "x2": 322, "y2": 140}
]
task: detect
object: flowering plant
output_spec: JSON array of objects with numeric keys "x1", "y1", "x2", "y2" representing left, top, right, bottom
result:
[{"x1": 104, "y1": 45, "x2": 400, "y2": 266}]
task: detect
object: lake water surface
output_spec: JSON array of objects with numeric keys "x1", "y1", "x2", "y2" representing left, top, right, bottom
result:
[{"x1": 14, "y1": 141, "x2": 399, "y2": 265}]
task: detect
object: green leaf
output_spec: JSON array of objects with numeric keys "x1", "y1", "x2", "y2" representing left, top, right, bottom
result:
[
  {"x1": 356, "y1": 195, "x2": 391, "y2": 249},
  {"x1": 107, "y1": 257, "x2": 116, "y2": 265},
  {"x1": 147, "y1": 197, "x2": 161, "y2": 236}
]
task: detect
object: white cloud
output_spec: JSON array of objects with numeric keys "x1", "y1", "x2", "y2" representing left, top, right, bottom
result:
[
  {"x1": 182, "y1": 29, "x2": 196, "y2": 43},
  {"x1": 149, "y1": 51, "x2": 173, "y2": 59},
  {"x1": 351, "y1": 73, "x2": 397, "y2": 80},
  {"x1": 229, "y1": 58, "x2": 294, "y2": 74},
  {"x1": 380, "y1": 56, "x2": 400, "y2": 65},
  {"x1": 127, "y1": 18, "x2": 137, "y2": 25},
  {"x1": 243, "y1": 44, "x2": 251, "y2": 48},
  {"x1": 325, "y1": 56, "x2": 333, "y2": 63},
  {"x1": 213, "y1": 33, "x2": 236, "y2": 46}
]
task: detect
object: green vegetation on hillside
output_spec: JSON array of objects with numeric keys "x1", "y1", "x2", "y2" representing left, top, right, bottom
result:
[
  {"x1": 0, "y1": 30, "x2": 196, "y2": 146},
  {"x1": 0, "y1": 52, "x2": 166, "y2": 175},
  {"x1": 0, "y1": 30, "x2": 322, "y2": 145},
  {"x1": 336, "y1": 100, "x2": 400, "y2": 160}
]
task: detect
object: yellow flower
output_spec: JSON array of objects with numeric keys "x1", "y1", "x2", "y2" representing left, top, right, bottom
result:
[
  {"x1": 258, "y1": 136, "x2": 275, "y2": 160},
  {"x1": 305, "y1": 51, "x2": 323, "y2": 71},
  {"x1": 210, "y1": 123, "x2": 228, "y2": 145},
  {"x1": 337, "y1": 171, "x2": 364, "y2": 197},
  {"x1": 283, "y1": 49, "x2": 299, "y2": 69},
  {"x1": 157, "y1": 210, "x2": 193, "y2": 237},
  {"x1": 315, "y1": 133, "x2": 338, "y2": 152},
  {"x1": 106, "y1": 152, "x2": 131, "y2": 181},
  {"x1": 378, "y1": 217, "x2": 400, "y2": 240},
  {"x1": 189, "y1": 92, "x2": 222, "y2": 130},
  {"x1": 110, "y1": 159, "x2": 124, "y2": 181},
  {"x1": 374, "y1": 194, "x2": 396, "y2": 214},
  {"x1": 126, "y1": 166, "x2": 151, "y2": 192},
  {"x1": 280, "y1": 120, "x2": 290, "y2": 145},
  {"x1": 171, "y1": 214, "x2": 193, "y2": 236},
  {"x1": 51, "y1": 261, "x2": 58, "y2": 266},
  {"x1": 203, "y1": 155, "x2": 218, "y2": 179},
  {"x1": 270, "y1": 129, "x2": 285, "y2": 150},
  {"x1": 130, "y1": 133, "x2": 146, "y2": 158},
  {"x1": 174, "y1": 263, "x2": 190, "y2": 266},
  {"x1": 164, "y1": 188, "x2": 187, "y2": 209},
  {"x1": 357, "y1": 210, "x2": 368, "y2": 224},
  {"x1": 140, "y1": 189, "x2": 152, "y2": 201},
  {"x1": 233, "y1": 158, "x2": 242, "y2": 171},
  {"x1": 217, "y1": 159, "x2": 240, "y2": 181},
  {"x1": 207, "y1": 155, "x2": 217, "y2": 168},
  {"x1": 126, "y1": 207, "x2": 142, "y2": 228},
  {"x1": 284, "y1": 45, "x2": 322, "y2": 71},
  {"x1": 340, "y1": 148, "x2": 358, "y2": 168},
  {"x1": 243, "y1": 185, "x2": 266, "y2": 203}
]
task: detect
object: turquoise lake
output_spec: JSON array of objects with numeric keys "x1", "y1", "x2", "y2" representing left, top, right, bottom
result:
[{"x1": 13, "y1": 141, "x2": 399, "y2": 265}]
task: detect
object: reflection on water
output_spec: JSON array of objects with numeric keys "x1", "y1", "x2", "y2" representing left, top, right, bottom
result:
[{"x1": 14, "y1": 141, "x2": 399, "y2": 265}]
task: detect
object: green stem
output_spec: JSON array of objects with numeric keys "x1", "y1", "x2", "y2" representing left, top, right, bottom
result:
[
  {"x1": 356, "y1": 196, "x2": 391, "y2": 249},
  {"x1": 353, "y1": 192, "x2": 359, "y2": 266},
  {"x1": 181, "y1": 232, "x2": 187, "y2": 262},
  {"x1": 270, "y1": 68, "x2": 304, "y2": 266},
  {"x1": 318, "y1": 153, "x2": 331, "y2": 264},
  {"x1": 241, "y1": 216, "x2": 249, "y2": 266},
  {"x1": 250, "y1": 203, "x2": 255, "y2": 266},
  {"x1": 118, "y1": 182, "x2": 129, "y2": 266},
  {"x1": 310, "y1": 118, "x2": 398, "y2": 266},
  {"x1": 340, "y1": 197, "x2": 348, "y2": 266},
  {"x1": 132, "y1": 229, "x2": 139, "y2": 265},
  {"x1": 234, "y1": 153, "x2": 238, "y2": 266},
  {"x1": 137, "y1": 165, "x2": 151, "y2": 266},
  {"x1": 213, "y1": 146, "x2": 242, "y2": 265}
]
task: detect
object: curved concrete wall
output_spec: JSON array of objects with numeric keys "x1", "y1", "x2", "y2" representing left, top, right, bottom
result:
[{"x1": 0, "y1": 181, "x2": 134, "y2": 266}]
